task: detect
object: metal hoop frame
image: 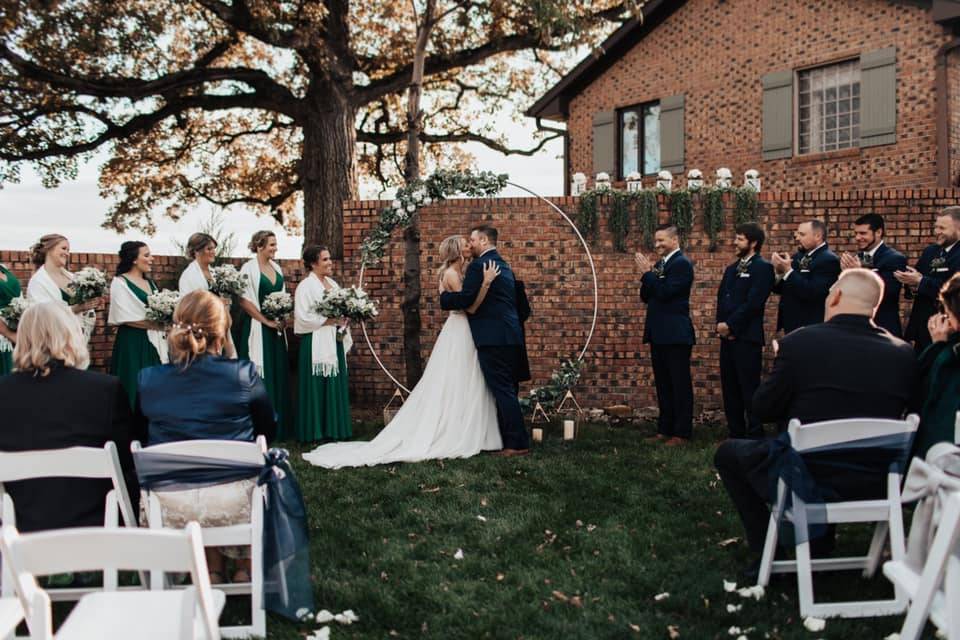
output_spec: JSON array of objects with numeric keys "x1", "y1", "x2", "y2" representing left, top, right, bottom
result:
[{"x1": 357, "y1": 180, "x2": 599, "y2": 394}]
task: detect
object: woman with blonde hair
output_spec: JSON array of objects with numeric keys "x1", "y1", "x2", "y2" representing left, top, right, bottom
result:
[
  {"x1": 302, "y1": 235, "x2": 502, "y2": 468},
  {"x1": 0, "y1": 302, "x2": 138, "y2": 532},
  {"x1": 0, "y1": 258, "x2": 22, "y2": 376},
  {"x1": 136, "y1": 290, "x2": 276, "y2": 583},
  {"x1": 236, "y1": 231, "x2": 292, "y2": 436},
  {"x1": 26, "y1": 234, "x2": 101, "y2": 340}
]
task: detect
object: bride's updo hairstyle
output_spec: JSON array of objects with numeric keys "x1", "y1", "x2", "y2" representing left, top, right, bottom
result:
[
  {"x1": 168, "y1": 290, "x2": 231, "y2": 368},
  {"x1": 437, "y1": 235, "x2": 463, "y2": 276},
  {"x1": 30, "y1": 234, "x2": 68, "y2": 267}
]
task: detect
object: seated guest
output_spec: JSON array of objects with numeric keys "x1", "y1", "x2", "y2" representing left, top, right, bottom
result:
[
  {"x1": 0, "y1": 302, "x2": 138, "y2": 532},
  {"x1": 715, "y1": 269, "x2": 918, "y2": 577},
  {"x1": 912, "y1": 273, "x2": 960, "y2": 458},
  {"x1": 136, "y1": 290, "x2": 276, "y2": 583}
]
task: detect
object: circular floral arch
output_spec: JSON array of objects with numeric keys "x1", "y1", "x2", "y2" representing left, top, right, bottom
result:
[{"x1": 357, "y1": 170, "x2": 598, "y2": 407}]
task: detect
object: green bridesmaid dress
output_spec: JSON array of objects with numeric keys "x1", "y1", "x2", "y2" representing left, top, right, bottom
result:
[
  {"x1": 110, "y1": 278, "x2": 162, "y2": 409},
  {"x1": 296, "y1": 334, "x2": 351, "y2": 442},
  {"x1": 0, "y1": 266, "x2": 22, "y2": 376},
  {"x1": 237, "y1": 272, "x2": 292, "y2": 437}
]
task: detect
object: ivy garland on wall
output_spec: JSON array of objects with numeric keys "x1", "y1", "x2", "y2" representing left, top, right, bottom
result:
[{"x1": 575, "y1": 184, "x2": 762, "y2": 253}]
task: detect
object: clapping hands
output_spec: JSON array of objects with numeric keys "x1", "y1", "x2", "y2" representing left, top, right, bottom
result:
[
  {"x1": 840, "y1": 252, "x2": 863, "y2": 270},
  {"x1": 770, "y1": 252, "x2": 792, "y2": 275},
  {"x1": 928, "y1": 312, "x2": 955, "y2": 343},
  {"x1": 634, "y1": 252, "x2": 652, "y2": 273},
  {"x1": 894, "y1": 266, "x2": 923, "y2": 288}
]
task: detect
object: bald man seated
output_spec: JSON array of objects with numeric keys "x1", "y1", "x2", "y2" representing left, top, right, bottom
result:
[{"x1": 714, "y1": 269, "x2": 918, "y2": 578}]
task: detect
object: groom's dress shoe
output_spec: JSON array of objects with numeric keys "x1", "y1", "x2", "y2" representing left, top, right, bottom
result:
[
  {"x1": 645, "y1": 434, "x2": 667, "y2": 443},
  {"x1": 494, "y1": 448, "x2": 530, "y2": 458}
]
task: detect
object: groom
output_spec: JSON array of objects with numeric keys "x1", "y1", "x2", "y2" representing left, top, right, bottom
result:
[{"x1": 440, "y1": 224, "x2": 530, "y2": 457}]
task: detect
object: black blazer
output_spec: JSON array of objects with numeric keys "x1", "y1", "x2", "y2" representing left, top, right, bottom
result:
[
  {"x1": 440, "y1": 249, "x2": 524, "y2": 347},
  {"x1": 868, "y1": 243, "x2": 908, "y2": 337},
  {"x1": 773, "y1": 245, "x2": 841, "y2": 333},
  {"x1": 905, "y1": 243, "x2": 960, "y2": 345},
  {"x1": 0, "y1": 365, "x2": 139, "y2": 533},
  {"x1": 752, "y1": 314, "x2": 918, "y2": 427},
  {"x1": 716, "y1": 255, "x2": 775, "y2": 344},
  {"x1": 640, "y1": 251, "x2": 695, "y2": 345}
]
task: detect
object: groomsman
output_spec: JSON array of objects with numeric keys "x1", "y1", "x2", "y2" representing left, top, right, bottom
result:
[
  {"x1": 716, "y1": 223, "x2": 775, "y2": 438},
  {"x1": 839, "y1": 213, "x2": 907, "y2": 336},
  {"x1": 896, "y1": 206, "x2": 960, "y2": 351},
  {"x1": 636, "y1": 224, "x2": 695, "y2": 445},
  {"x1": 771, "y1": 219, "x2": 841, "y2": 333}
]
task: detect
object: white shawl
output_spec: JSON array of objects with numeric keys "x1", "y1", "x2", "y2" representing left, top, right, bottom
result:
[
  {"x1": 240, "y1": 258, "x2": 283, "y2": 375},
  {"x1": 294, "y1": 273, "x2": 353, "y2": 377},
  {"x1": 27, "y1": 266, "x2": 70, "y2": 305},
  {"x1": 27, "y1": 267, "x2": 96, "y2": 341},
  {"x1": 178, "y1": 260, "x2": 210, "y2": 295},
  {"x1": 107, "y1": 277, "x2": 169, "y2": 364}
]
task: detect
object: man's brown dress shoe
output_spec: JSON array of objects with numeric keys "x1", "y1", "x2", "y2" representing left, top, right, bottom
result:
[
  {"x1": 663, "y1": 437, "x2": 688, "y2": 446},
  {"x1": 493, "y1": 448, "x2": 531, "y2": 457}
]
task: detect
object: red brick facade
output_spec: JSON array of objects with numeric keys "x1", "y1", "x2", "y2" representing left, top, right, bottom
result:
[
  {"x1": 563, "y1": 0, "x2": 956, "y2": 190},
  {"x1": 4, "y1": 188, "x2": 959, "y2": 416}
]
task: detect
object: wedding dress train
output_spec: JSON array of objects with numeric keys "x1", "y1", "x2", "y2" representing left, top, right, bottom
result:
[{"x1": 301, "y1": 311, "x2": 502, "y2": 468}]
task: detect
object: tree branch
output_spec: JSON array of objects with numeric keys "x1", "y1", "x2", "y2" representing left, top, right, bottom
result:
[
  {"x1": 178, "y1": 175, "x2": 301, "y2": 223},
  {"x1": 357, "y1": 127, "x2": 563, "y2": 156}
]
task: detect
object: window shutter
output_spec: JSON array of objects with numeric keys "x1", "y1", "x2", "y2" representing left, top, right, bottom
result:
[
  {"x1": 659, "y1": 94, "x2": 685, "y2": 173},
  {"x1": 592, "y1": 111, "x2": 616, "y2": 177},
  {"x1": 762, "y1": 70, "x2": 793, "y2": 160},
  {"x1": 860, "y1": 46, "x2": 897, "y2": 148}
]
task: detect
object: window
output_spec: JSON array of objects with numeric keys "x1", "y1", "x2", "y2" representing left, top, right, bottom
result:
[
  {"x1": 619, "y1": 102, "x2": 660, "y2": 178},
  {"x1": 797, "y1": 59, "x2": 860, "y2": 154}
]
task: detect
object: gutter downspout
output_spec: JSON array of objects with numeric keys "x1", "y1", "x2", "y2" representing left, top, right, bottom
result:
[{"x1": 935, "y1": 36, "x2": 960, "y2": 187}]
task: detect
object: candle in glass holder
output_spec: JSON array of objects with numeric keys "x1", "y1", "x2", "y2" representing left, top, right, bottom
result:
[
  {"x1": 563, "y1": 419, "x2": 575, "y2": 440},
  {"x1": 532, "y1": 427, "x2": 543, "y2": 443}
]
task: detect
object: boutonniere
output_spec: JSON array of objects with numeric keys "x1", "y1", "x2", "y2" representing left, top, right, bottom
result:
[
  {"x1": 931, "y1": 255, "x2": 947, "y2": 271},
  {"x1": 652, "y1": 260, "x2": 665, "y2": 278},
  {"x1": 798, "y1": 253, "x2": 812, "y2": 270},
  {"x1": 736, "y1": 259, "x2": 752, "y2": 276},
  {"x1": 859, "y1": 252, "x2": 874, "y2": 268}
]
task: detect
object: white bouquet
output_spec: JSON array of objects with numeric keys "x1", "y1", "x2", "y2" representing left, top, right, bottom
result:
[
  {"x1": 262, "y1": 291, "x2": 293, "y2": 324},
  {"x1": 209, "y1": 264, "x2": 247, "y2": 299},
  {"x1": 145, "y1": 289, "x2": 181, "y2": 326},
  {"x1": 0, "y1": 295, "x2": 31, "y2": 330},
  {"x1": 313, "y1": 286, "x2": 378, "y2": 323},
  {"x1": 68, "y1": 267, "x2": 107, "y2": 305}
]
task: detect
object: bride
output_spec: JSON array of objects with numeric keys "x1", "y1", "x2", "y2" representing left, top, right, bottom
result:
[{"x1": 302, "y1": 235, "x2": 503, "y2": 468}]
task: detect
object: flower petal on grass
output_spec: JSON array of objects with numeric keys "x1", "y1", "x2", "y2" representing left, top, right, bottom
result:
[
  {"x1": 342, "y1": 610, "x2": 359, "y2": 623},
  {"x1": 476, "y1": 515, "x2": 487, "y2": 522},
  {"x1": 315, "y1": 610, "x2": 335, "y2": 623},
  {"x1": 803, "y1": 617, "x2": 826, "y2": 632},
  {"x1": 736, "y1": 585, "x2": 765, "y2": 600},
  {"x1": 726, "y1": 604, "x2": 742, "y2": 613},
  {"x1": 654, "y1": 592, "x2": 670, "y2": 602},
  {"x1": 307, "y1": 627, "x2": 330, "y2": 640},
  {"x1": 454, "y1": 548, "x2": 464, "y2": 560},
  {"x1": 723, "y1": 580, "x2": 737, "y2": 592}
]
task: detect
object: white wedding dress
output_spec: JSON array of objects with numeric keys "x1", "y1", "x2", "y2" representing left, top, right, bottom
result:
[{"x1": 301, "y1": 311, "x2": 502, "y2": 468}]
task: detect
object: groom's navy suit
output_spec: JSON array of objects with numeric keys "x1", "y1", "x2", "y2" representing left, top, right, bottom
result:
[{"x1": 440, "y1": 248, "x2": 529, "y2": 450}]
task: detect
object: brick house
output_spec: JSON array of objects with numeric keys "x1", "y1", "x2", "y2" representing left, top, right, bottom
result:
[{"x1": 527, "y1": 0, "x2": 960, "y2": 193}]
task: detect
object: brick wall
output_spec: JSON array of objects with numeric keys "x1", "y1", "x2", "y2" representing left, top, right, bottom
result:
[
  {"x1": 567, "y1": 0, "x2": 952, "y2": 191},
  {"x1": 948, "y1": 48, "x2": 960, "y2": 186},
  {"x1": 5, "y1": 187, "x2": 959, "y2": 415}
]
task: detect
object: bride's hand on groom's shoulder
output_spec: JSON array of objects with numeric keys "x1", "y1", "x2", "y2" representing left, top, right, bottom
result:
[{"x1": 482, "y1": 261, "x2": 501, "y2": 285}]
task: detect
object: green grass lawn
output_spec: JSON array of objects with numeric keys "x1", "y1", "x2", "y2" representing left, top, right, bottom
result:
[{"x1": 262, "y1": 421, "x2": 914, "y2": 639}]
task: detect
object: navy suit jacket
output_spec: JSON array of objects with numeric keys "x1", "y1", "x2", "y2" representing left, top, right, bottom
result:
[
  {"x1": 773, "y1": 245, "x2": 841, "y2": 333},
  {"x1": 716, "y1": 255, "x2": 775, "y2": 344},
  {"x1": 867, "y1": 243, "x2": 907, "y2": 337},
  {"x1": 439, "y1": 249, "x2": 523, "y2": 347},
  {"x1": 640, "y1": 251, "x2": 695, "y2": 345},
  {"x1": 905, "y1": 243, "x2": 960, "y2": 344}
]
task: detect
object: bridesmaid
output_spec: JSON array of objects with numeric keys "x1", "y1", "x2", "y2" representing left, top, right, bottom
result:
[
  {"x1": 178, "y1": 232, "x2": 218, "y2": 294},
  {"x1": 107, "y1": 241, "x2": 165, "y2": 409},
  {"x1": 0, "y1": 261, "x2": 22, "y2": 376},
  {"x1": 237, "y1": 231, "x2": 292, "y2": 436},
  {"x1": 179, "y1": 232, "x2": 237, "y2": 358},
  {"x1": 26, "y1": 234, "x2": 99, "y2": 313},
  {"x1": 293, "y1": 245, "x2": 352, "y2": 442}
]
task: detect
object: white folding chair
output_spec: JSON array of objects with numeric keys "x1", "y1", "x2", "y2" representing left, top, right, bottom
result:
[
  {"x1": 756, "y1": 415, "x2": 919, "y2": 618},
  {"x1": 0, "y1": 523, "x2": 222, "y2": 640},
  {"x1": 133, "y1": 436, "x2": 267, "y2": 639},
  {"x1": 884, "y1": 482, "x2": 960, "y2": 638},
  {"x1": 0, "y1": 443, "x2": 138, "y2": 601},
  {"x1": 954, "y1": 410, "x2": 959, "y2": 445},
  {"x1": 0, "y1": 598, "x2": 23, "y2": 639}
]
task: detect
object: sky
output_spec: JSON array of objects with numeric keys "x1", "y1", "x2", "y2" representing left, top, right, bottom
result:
[{"x1": 0, "y1": 112, "x2": 565, "y2": 259}]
